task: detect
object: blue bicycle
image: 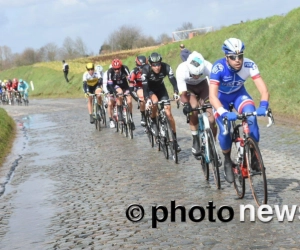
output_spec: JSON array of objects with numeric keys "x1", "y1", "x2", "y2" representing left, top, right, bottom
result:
[{"x1": 187, "y1": 104, "x2": 221, "y2": 189}]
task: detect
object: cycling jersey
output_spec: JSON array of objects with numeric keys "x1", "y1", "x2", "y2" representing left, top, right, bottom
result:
[
  {"x1": 106, "y1": 65, "x2": 130, "y2": 93},
  {"x1": 176, "y1": 60, "x2": 212, "y2": 93},
  {"x1": 82, "y1": 71, "x2": 102, "y2": 93},
  {"x1": 18, "y1": 81, "x2": 29, "y2": 91},
  {"x1": 12, "y1": 81, "x2": 19, "y2": 90},
  {"x1": 210, "y1": 57, "x2": 261, "y2": 150},
  {"x1": 129, "y1": 67, "x2": 143, "y2": 88},
  {"x1": 141, "y1": 62, "x2": 178, "y2": 100},
  {"x1": 210, "y1": 57, "x2": 260, "y2": 94}
]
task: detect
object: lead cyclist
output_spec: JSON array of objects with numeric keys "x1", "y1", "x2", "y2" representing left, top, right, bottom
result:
[{"x1": 209, "y1": 38, "x2": 270, "y2": 183}]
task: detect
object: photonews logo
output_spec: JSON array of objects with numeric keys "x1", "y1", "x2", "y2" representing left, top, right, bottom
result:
[{"x1": 126, "y1": 201, "x2": 300, "y2": 228}]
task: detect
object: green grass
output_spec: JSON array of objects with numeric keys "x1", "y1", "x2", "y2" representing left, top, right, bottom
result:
[{"x1": 0, "y1": 109, "x2": 16, "y2": 166}]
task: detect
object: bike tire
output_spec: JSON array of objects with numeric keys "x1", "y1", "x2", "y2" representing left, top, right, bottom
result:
[
  {"x1": 245, "y1": 136, "x2": 267, "y2": 206},
  {"x1": 200, "y1": 132, "x2": 209, "y2": 181},
  {"x1": 164, "y1": 117, "x2": 178, "y2": 164},
  {"x1": 101, "y1": 105, "x2": 107, "y2": 127},
  {"x1": 146, "y1": 115, "x2": 154, "y2": 147},
  {"x1": 231, "y1": 137, "x2": 245, "y2": 199},
  {"x1": 95, "y1": 103, "x2": 101, "y2": 131},
  {"x1": 157, "y1": 119, "x2": 168, "y2": 159},
  {"x1": 206, "y1": 128, "x2": 221, "y2": 189},
  {"x1": 124, "y1": 106, "x2": 133, "y2": 139}
]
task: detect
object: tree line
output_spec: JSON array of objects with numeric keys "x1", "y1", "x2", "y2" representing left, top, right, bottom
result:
[{"x1": 0, "y1": 23, "x2": 194, "y2": 71}]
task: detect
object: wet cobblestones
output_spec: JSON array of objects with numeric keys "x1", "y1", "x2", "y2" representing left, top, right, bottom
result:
[{"x1": 0, "y1": 98, "x2": 300, "y2": 249}]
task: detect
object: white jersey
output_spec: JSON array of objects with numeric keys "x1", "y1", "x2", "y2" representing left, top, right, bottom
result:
[
  {"x1": 102, "y1": 70, "x2": 108, "y2": 93},
  {"x1": 176, "y1": 60, "x2": 212, "y2": 92}
]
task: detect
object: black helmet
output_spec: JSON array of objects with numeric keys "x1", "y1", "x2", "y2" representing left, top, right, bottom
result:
[
  {"x1": 148, "y1": 52, "x2": 162, "y2": 64},
  {"x1": 135, "y1": 55, "x2": 148, "y2": 66}
]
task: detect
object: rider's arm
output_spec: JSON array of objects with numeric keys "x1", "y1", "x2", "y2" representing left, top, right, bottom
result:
[
  {"x1": 209, "y1": 82, "x2": 226, "y2": 115},
  {"x1": 96, "y1": 77, "x2": 103, "y2": 89},
  {"x1": 82, "y1": 81, "x2": 88, "y2": 93},
  {"x1": 166, "y1": 64, "x2": 179, "y2": 94},
  {"x1": 253, "y1": 77, "x2": 269, "y2": 102},
  {"x1": 141, "y1": 66, "x2": 150, "y2": 100}
]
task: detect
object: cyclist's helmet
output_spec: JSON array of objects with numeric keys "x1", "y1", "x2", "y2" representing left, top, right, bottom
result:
[
  {"x1": 19, "y1": 79, "x2": 23, "y2": 83},
  {"x1": 96, "y1": 65, "x2": 103, "y2": 72},
  {"x1": 13, "y1": 78, "x2": 18, "y2": 83},
  {"x1": 111, "y1": 59, "x2": 122, "y2": 69},
  {"x1": 186, "y1": 51, "x2": 205, "y2": 76},
  {"x1": 86, "y1": 63, "x2": 94, "y2": 70},
  {"x1": 222, "y1": 38, "x2": 245, "y2": 55},
  {"x1": 148, "y1": 52, "x2": 162, "y2": 64},
  {"x1": 135, "y1": 55, "x2": 148, "y2": 67}
]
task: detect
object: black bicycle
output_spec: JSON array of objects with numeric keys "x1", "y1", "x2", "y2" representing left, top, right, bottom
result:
[
  {"x1": 116, "y1": 93, "x2": 134, "y2": 139},
  {"x1": 223, "y1": 103, "x2": 275, "y2": 206},
  {"x1": 156, "y1": 99, "x2": 178, "y2": 164}
]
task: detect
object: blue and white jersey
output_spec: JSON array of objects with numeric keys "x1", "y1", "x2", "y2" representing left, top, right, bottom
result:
[{"x1": 210, "y1": 57, "x2": 261, "y2": 94}]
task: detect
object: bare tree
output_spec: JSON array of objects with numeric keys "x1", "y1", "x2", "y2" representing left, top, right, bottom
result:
[
  {"x1": 175, "y1": 22, "x2": 194, "y2": 40},
  {"x1": 61, "y1": 36, "x2": 76, "y2": 60},
  {"x1": 108, "y1": 25, "x2": 142, "y2": 51},
  {"x1": 74, "y1": 37, "x2": 88, "y2": 57},
  {"x1": 133, "y1": 36, "x2": 157, "y2": 48},
  {"x1": 43, "y1": 43, "x2": 58, "y2": 61},
  {"x1": 156, "y1": 33, "x2": 172, "y2": 44}
]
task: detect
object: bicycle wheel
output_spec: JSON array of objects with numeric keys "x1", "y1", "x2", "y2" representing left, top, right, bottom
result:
[
  {"x1": 126, "y1": 108, "x2": 133, "y2": 139},
  {"x1": 157, "y1": 119, "x2": 168, "y2": 159},
  {"x1": 164, "y1": 117, "x2": 178, "y2": 163},
  {"x1": 200, "y1": 133, "x2": 209, "y2": 181},
  {"x1": 94, "y1": 103, "x2": 101, "y2": 131},
  {"x1": 231, "y1": 138, "x2": 245, "y2": 198},
  {"x1": 100, "y1": 105, "x2": 107, "y2": 127},
  {"x1": 245, "y1": 136, "x2": 267, "y2": 206},
  {"x1": 206, "y1": 129, "x2": 221, "y2": 189},
  {"x1": 145, "y1": 114, "x2": 154, "y2": 147}
]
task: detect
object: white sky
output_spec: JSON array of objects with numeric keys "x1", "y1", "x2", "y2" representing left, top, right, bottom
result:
[{"x1": 0, "y1": 0, "x2": 299, "y2": 54}]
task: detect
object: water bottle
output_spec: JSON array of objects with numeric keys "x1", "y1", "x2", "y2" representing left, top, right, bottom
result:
[{"x1": 160, "y1": 124, "x2": 165, "y2": 137}]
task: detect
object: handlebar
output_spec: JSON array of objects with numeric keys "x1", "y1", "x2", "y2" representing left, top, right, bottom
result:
[
  {"x1": 185, "y1": 104, "x2": 213, "y2": 123},
  {"x1": 222, "y1": 108, "x2": 275, "y2": 135}
]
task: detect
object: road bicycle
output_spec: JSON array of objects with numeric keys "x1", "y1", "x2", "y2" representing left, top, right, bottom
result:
[
  {"x1": 90, "y1": 93, "x2": 105, "y2": 131},
  {"x1": 187, "y1": 104, "x2": 221, "y2": 189},
  {"x1": 157, "y1": 99, "x2": 179, "y2": 164},
  {"x1": 113, "y1": 93, "x2": 134, "y2": 139},
  {"x1": 223, "y1": 103, "x2": 275, "y2": 206}
]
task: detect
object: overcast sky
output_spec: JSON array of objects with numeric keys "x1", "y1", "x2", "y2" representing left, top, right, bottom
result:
[{"x1": 1, "y1": 0, "x2": 299, "y2": 54}]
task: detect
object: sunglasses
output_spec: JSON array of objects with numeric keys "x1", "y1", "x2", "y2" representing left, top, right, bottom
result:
[
  {"x1": 227, "y1": 54, "x2": 244, "y2": 61},
  {"x1": 151, "y1": 62, "x2": 161, "y2": 67},
  {"x1": 113, "y1": 68, "x2": 121, "y2": 71},
  {"x1": 87, "y1": 68, "x2": 94, "y2": 71},
  {"x1": 191, "y1": 73, "x2": 202, "y2": 78}
]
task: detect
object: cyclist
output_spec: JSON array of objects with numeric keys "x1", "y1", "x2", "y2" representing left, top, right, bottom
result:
[
  {"x1": 106, "y1": 58, "x2": 135, "y2": 130},
  {"x1": 82, "y1": 62, "x2": 103, "y2": 124},
  {"x1": 141, "y1": 52, "x2": 181, "y2": 152},
  {"x1": 209, "y1": 38, "x2": 270, "y2": 183},
  {"x1": 129, "y1": 55, "x2": 148, "y2": 126},
  {"x1": 176, "y1": 51, "x2": 218, "y2": 158},
  {"x1": 12, "y1": 78, "x2": 19, "y2": 99},
  {"x1": 17, "y1": 79, "x2": 29, "y2": 102},
  {"x1": 5, "y1": 79, "x2": 13, "y2": 105}
]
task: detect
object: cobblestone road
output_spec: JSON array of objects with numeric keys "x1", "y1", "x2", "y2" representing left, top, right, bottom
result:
[{"x1": 0, "y1": 98, "x2": 300, "y2": 249}]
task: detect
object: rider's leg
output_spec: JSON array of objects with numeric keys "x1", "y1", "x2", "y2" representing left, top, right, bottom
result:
[
  {"x1": 137, "y1": 88, "x2": 146, "y2": 126},
  {"x1": 116, "y1": 88, "x2": 123, "y2": 122}
]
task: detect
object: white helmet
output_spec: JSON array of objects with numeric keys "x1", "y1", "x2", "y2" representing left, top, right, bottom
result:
[
  {"x1": 222, "y1": 38, "x2": 245, "y2": 55},
  {"x1": 96, "y1": 65, "x2": 103, "y2": 72},
  {"x1": 186, "y1": 51, "x2": 205, "y2": 76}
]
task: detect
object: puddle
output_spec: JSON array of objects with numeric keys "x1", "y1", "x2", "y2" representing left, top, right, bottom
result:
[{"x1": 0, "y1": 174, "x2": 57, "y2": 250}]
